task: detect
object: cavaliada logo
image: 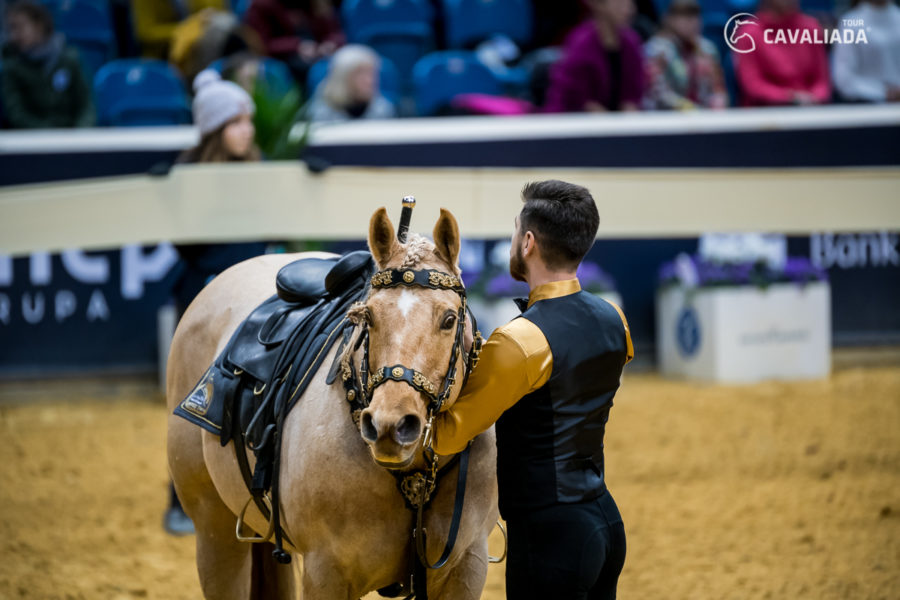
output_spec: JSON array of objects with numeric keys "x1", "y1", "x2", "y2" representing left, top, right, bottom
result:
[{"x1": 724, "y1": 12, "x2": 869, "y2": 54}]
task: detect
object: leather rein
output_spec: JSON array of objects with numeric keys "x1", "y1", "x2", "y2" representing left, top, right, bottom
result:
[{"x1": 338, "y1": 265, "x2": 484, "y2": 599}]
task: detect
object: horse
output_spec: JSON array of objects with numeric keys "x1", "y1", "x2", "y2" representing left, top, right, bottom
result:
[{"x1": 166, "y1": 207, "x2": 499, "y2": 599}]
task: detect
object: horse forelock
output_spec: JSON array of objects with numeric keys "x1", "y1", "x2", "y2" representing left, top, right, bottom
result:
[{"x1": 397, "y1": 233, "x2": 460, "y2": 275}]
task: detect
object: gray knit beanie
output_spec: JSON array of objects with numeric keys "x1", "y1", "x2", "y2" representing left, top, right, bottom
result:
[{"x1": 192, "y1": 69, "x2": 255, "y2": 136}]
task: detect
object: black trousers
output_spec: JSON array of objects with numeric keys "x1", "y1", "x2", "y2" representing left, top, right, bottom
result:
[{"x1": 505, "y1": 491, "x2": 626, "y2": 600}]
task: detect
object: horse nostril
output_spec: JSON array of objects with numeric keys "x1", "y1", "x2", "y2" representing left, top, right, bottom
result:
[
  {"x1": 360, "y1": 411, "x2": 378, "y2": 443},
  {"x1": 394, "y1": 414, "x2": 422, "y2": 445}
]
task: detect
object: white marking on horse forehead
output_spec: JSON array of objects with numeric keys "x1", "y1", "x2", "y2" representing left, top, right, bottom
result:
[{"x1": 397, "y1": 289, "x2": 418, "y2": 318}]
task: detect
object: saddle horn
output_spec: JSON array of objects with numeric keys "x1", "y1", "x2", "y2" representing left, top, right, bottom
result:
[{"x1": 397, "y1": 196, "x2": 416, "y2": 244}]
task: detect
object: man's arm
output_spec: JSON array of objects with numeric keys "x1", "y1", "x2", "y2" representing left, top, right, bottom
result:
[{"x1": 432, "y1": 317, "x2": 552, "y2": 456}]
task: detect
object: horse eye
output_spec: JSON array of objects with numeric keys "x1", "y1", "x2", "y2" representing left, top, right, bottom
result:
[{"x1": 440, "y1": 313, "x2": 456, "y2": 330}]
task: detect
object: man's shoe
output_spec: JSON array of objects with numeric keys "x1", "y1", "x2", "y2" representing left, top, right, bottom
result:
[{"x1": 163, "y1": 505, "x2": 195, "y2": 536}]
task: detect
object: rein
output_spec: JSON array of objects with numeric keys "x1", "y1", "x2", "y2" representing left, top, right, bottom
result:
[{"x1": 339, "y1": 265, "x2": 483, "y2": 599}]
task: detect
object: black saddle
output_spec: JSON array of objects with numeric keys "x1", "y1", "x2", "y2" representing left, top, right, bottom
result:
[{"x1": 175, "y1": 250, "x2": 374, "y2": 444}]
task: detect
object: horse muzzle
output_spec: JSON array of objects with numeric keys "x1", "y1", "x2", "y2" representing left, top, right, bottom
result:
[{"x1": 359, "y1": 408, "x2": 423, "y2": 468}]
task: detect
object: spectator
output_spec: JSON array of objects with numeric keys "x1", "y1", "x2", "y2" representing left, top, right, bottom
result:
[
  {"x1": 243, "y1": 0, "x2": 344, "y2": 87},
  {"x1": 307, "y1": 45, "x2": 396, "y2": 123},
  {"x1": 734, "y1": 0, "x2": 830, "y2": 106},
  {"x1": 643, "y1": 0, "x2": 728, "y2": 110},
  {"x1": 131, "y1": 0, "x2": 227, "y2": 59},
  {"x1": 169, "y1": 9, "x2": 253, "y2": 84},
  {"x1": 164, "y1": 68, "x2": 267, "y2": 535},
  {"x1": 832, "y1": 0, "x2": 900, "y2": 103},
  {"x1": 1, "y1": 1, "x2": 94, "y2": 129},
  {"x1": 544, "y1": 0, "x2": 644, "y2": 113}
]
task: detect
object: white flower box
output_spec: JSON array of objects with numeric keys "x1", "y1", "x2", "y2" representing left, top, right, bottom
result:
[{"x1": 656, "y1": 282, "x2": 831, "y2": 383}]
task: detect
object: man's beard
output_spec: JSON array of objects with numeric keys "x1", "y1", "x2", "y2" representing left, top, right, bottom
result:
[{"x1": 509, "y1": 242, "x2": 527, "y2": 283}]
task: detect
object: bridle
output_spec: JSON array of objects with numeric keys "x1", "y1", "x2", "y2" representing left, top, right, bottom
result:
[
  {"x1": 357, "y1": 267, "x2": 482, "y2": 445},
  {"x1": 337, "y1": 264, "x2": 486, "y2": 599}
]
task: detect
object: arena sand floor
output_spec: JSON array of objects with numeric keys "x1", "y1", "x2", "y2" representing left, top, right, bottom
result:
[{"x1": 1, "y1": 367, "x2": 898, "y2": 599}]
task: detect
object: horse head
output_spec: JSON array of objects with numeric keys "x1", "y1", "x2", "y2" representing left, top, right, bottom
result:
[{"x1": 354, "y1": 207, "x2": 472, "y2": 469}]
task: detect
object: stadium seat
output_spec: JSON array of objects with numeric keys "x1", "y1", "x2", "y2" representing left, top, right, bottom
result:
[
  {"x1": 412, "y1": 51, "x2": 502, "y2": 115},
  {"x1": 441, "y1": 0, "x2": 533, "y2": 49},
  {"x1": 230, "y1": 0, "x2": 253, "y2": 19},
  {"x1": 306, "y1": 55, "x2": 401, "y2": 104},
  {"x1": 49, "y1": 0, "x2": 116, "y2": 78},
  {"x1": 94, "y1": 59, "x2": 191, "y2": 126},
  {"x1": 341, "y1": 0, "x2": 434, "y2": 85}
]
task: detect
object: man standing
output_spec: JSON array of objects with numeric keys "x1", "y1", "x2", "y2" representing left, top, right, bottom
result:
[{"x1": 433, "y1": 180, "x2": 633, "y2": 599}]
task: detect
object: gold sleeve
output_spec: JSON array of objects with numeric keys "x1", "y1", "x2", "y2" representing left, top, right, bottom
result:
[
  {"x1": 432, "y1": 317, "x2": 553, "y2": 456},
  {"x1": 606, "y1": 300, "x2": 635, "y2": 364}
]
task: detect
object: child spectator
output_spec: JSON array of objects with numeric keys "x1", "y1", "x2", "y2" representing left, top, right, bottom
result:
[
  {"x1": 644, "y1": 0, "x2": 728, "y2": 110},
  {"x1": 164, "y1": 69, "x2": 266, "y2": 535},
  {"x1": 832, "y1": 0, "x2": 900, "y2": 103},
  {"x1": 1, "y1": 1, "x2": 94, "y2": 129},
  {"x1": 243, "y1": 0, "x2": 344, "y2": 87},
  {"x1": 544, "y1": 0, "x2": 644, "y2": 112},
  {"x1": 131, "y1": 0, "x2": 227, "y2": 59},
  {"x1": 307, "y1": 45, "x2": 396, "y2": 123},
  {"x1": 734, "y1": 0, "x2": 830, "y2": 106}
]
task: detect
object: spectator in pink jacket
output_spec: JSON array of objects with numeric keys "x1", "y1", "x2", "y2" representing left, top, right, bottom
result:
[
  {"x1": 734, "y1": 0, "x2": 831, "y2": 106},
  {"x1": 544, "y1": 0, "x2": 644, "y2": 112}
]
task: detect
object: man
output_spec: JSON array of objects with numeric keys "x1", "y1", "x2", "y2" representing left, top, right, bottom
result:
[{"x1": 433, "y1": 180, "x2": 633, "y2": 599}]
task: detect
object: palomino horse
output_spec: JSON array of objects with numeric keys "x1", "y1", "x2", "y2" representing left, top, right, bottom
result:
[{"x1": 167, "y1": 207, "x2": 499, "y2": 598}]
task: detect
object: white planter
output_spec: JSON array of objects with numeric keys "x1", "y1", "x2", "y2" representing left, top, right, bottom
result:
[
  {"x1": 470, "y1": 292, "x2": 624, "y2": 337},
  {"x1": 656, "y1": 282, "x2": 831, "y2": 383}
]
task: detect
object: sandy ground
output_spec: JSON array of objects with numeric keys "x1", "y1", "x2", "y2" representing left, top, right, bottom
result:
[{"x1": 1, "y1": 367, "x2": 898, "y2": 599}]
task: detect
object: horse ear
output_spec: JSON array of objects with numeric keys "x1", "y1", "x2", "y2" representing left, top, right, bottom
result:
[
  {"x1": 433, "y1": 208, "x2": 460, "y2": 269},
  {"x1": 368, "y1": 207, "x2": 398, "y2": 268}
]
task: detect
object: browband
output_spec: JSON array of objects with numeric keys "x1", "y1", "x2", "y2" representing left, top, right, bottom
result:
[{"x1": 370, "y1": 268, "x2": 464, "y2": 293}]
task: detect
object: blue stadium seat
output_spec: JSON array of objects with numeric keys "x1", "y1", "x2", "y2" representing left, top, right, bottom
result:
[
  {"x1": 441, "y1": 0, "x2": 533, "y2": 49},
  {"x1": 230, "y1": 0, "x2": 253, "y2": 19},
  {"x1": 341, "y1": 0, "x2": 434, "y2": 85},
  {"x1": 50, "y1": 0, "x2": 116, "y2": 78},
  {"x1": 412, "y1": 51, "x2": 502, "y2": 115},
  {"x1": 306, "y1": 55, "x2": 401, "y2": 104},
  {"x1": 94, "y1": 59, "x2": 191, "y2": 126}
]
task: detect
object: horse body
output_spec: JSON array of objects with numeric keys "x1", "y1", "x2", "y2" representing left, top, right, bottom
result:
[{"x1": 167, "y1": 212, "x2": 498, "y2": 599}]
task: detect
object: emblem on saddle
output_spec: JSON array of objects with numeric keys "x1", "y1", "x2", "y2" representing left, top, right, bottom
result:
[{"x1": 181, "y1": 368, "x2": 214, "y2": 418}]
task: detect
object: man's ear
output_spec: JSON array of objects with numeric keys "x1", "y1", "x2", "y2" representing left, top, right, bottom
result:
[
  {"x1": 368, "y1": 207, "x2": 399, "y2": 268},
  {"x1": 522, "y1": 230, "x2": 536, "y2": 257}
]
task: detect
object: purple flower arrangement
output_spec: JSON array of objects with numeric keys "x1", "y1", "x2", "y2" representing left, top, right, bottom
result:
[
  {"x1": 475, "y1": 261, "x2": 618, "y2": 300},
  {"x1": 658, "y1": 253, "x2": 828, "y2": 289}
]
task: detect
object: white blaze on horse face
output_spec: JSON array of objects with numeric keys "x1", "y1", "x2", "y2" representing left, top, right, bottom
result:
[{"x1": 396, "y1": 289, "x2": 418, "y2": 319}]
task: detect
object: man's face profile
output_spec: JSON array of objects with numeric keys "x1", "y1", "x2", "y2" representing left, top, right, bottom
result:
[{"x1": 509, "y1": 215, "x2": 528, "y2": 283}]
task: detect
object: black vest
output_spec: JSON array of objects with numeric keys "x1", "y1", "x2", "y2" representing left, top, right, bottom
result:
[{"x1": 495, "y1": 290, "x2": 629, "y2": 518}]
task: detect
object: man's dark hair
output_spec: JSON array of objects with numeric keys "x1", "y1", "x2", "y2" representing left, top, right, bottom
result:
[
  {"x1": 520, "y1": 180, "x2": 600, "y2": 270},
  {"x1": 6, "y1": 1, "x2": 55, "y2": 36}
]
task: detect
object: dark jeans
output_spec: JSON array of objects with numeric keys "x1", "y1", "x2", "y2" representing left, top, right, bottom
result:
[{"x1": 505, "y1": 491, "x2": 626, "y2": 600}]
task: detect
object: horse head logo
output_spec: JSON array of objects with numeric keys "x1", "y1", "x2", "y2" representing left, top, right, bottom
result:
[{"x1": 724, "y1": 12, "x2": 760, "y2": 54}]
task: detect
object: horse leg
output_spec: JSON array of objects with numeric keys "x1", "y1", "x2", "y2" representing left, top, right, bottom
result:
[
  {"x1": 169, "y1": 415, "x2": 255, "y2": 599},
  {"x1": 250, "y1": 542, "x2": 298, "y2": 600},
  {"x1": 427, "y1": 540, "x2": 490, "y2": 600}
]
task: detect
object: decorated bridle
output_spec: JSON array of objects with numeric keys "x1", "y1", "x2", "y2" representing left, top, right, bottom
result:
[{"x1": 360, "y1": 267, "x2": 481, "y2": 438}]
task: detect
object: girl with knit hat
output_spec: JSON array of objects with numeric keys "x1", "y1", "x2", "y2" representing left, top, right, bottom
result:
[
  {"x1": 178, "y1": 68, "x2": 261, "y2": 163},
  {"x1": 164, "y1": 68, "x2": 267, "y2": 536}
]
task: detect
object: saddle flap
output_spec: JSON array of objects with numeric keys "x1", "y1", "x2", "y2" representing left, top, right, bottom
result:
[{"x1": 276, "y1": 257, "x2": 339, "y2": 304}]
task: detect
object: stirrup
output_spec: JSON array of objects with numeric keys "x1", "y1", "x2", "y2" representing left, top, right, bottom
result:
[
  {"x1": 235, "y1": 495, "x2": 275, "y2": 543},
  {"x1": 488, "y1": 520, "x2": 507, "y2": 563}
]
